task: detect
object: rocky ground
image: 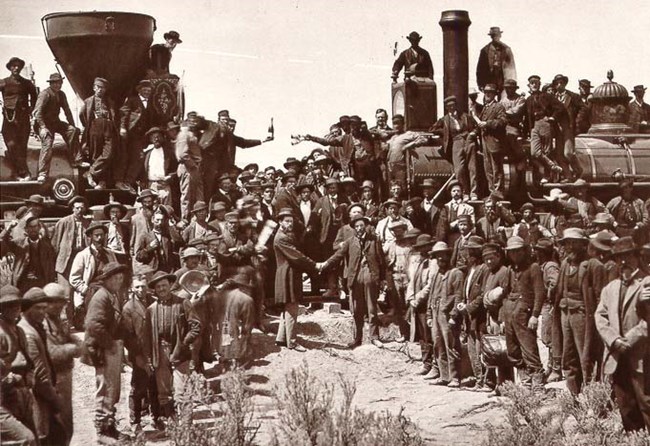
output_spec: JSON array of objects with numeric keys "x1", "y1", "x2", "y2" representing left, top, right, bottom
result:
[{"x1": 69, "y1": 307, "x2": 553, "y2": 446}]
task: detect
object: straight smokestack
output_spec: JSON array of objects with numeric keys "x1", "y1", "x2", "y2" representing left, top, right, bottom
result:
[{"x1": 439, "y1": 10, "x2": 471, "y2": 114}]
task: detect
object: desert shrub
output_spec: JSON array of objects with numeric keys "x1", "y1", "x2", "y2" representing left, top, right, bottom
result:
[
  {"x1": 271, "y1": 361, "x2": 425, "y2": 446},
  {"x1": 483, "y1": 381, "x2": 650, "y2": 446}
]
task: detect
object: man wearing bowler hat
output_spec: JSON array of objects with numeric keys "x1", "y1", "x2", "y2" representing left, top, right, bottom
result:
[
  {"x1": 82, "y1": 262, "x2": 129, "y2": 441},
  {"x1": 391, "y1": 31, "x2": 434, "y2": 82},
  {"x1": 1, "y1": 56, "x2": 38, "y2": 181},
  {"x1": 33, "y1": 72, "x2": 82, "y2": 181},
  {"x1": 596, "y1": 237, "x2": 650, "y2": 431},
  {"x1": 629, "y1": 85, "x2": 650, "y2": 133},
  {"x1": 149, "y1": 30, "x2": 182, "y2": 76},
  {"x1": 476, "y1": 27, "x2": 516, "y2": 94},
  {"x1": 80, "y1": 77, "x2": 118, "y2": 190},
  {"x1": 69, "y1": 222, "x2": 118, "y2": 329},
  {"x1": 115, "y1": 80, "x2": 155, "y2": 193}
]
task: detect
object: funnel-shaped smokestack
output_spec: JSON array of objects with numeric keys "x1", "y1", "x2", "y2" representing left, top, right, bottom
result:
[
  {"x1": 439, "y1": 11, "x2": 471, "y2": 113},
  {"x1": 42, "y1": 12, "x2": 156, "y2": 104}
]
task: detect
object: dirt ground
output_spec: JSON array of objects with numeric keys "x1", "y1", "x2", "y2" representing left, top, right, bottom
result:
[{"x1": 68, "y1": 308, "x2": 548, "y2": 446}]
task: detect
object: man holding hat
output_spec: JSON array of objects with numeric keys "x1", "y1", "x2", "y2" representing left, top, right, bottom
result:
[
  {"x1": 476, "y1": 27, "x2": 516, "y2": 94},
  {"x1": 554, "y1": 228, "x2": 591, "y2": 394},
  {"x1": 503, "y1": 236, "x2": 545, "y2": 389},
  {"x1": 606, "y1": 178, "x2": 649, "y2": 244},
  {"x1": 143, "y1": 126, "x2": 177, "y2": 205},
  {"x1": 629, "y1": 85, "x2": 649, "y2": 133},
  {"x1": 1, "y1": 216, "x2": 56, "y2": 293},
  {"x1": 149, "y1": 30, "x2": 182, "y2": 75},
  {"x1": 391, "y1": 31, "x2": 434, "y2": 82},
  {"x1": 43, "y1": 283, "x2": 81, "y2": 444},
  {"x1": 33, "y1": 72, "x2": 82, "y2": 181},
  {"x1": 595, "y1": 237, "x2": 650, "y2": 431},
  {"x1": 1, "y1": 56, "x2": 38, "y2": 181},
  {"x1": 81, "y1": 262, "x2": 129, "y2": 441},
  {"x1": 69, "y1": 222, "x2": 118, "y2": 328},
  {"x1": 18, "y1": 287, "x2": 65, "y2": 444},
  {"x1": 115, "y1": 77, "x2": 154, "y2": 194},
  {"x1": 0, "y1": 285, "x2": 39, "y2": 445}
]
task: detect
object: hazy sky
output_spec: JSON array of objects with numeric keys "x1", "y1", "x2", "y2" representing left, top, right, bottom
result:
[{"x1": 1, "y1": 0, "x2": 648, "y2": 167}]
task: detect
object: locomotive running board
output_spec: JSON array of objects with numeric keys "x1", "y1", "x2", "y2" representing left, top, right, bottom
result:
[{"x1": 0, "y1": 180, "x2": 44, "y2": 186}]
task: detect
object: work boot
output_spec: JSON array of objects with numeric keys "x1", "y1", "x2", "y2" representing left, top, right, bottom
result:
[
  {"x1": 423, "y1": 369, "x2": 440, "y2": 380},
  {"x1": 569, "y1": 154, "x2": 584, "y2": 179},
  {"x1": 429, "y1": 378, "x2": 449, "y2": 386},
  {"x1": 417, "y1": 365, "x2": 431, "y2": 376},
  {"x1": 447, "y1": 379, "x2": 461, "y2": 389},
  {"x1": 547, "y1": 367, "x2": 563, "y2": 383},
  {"x1": 84, "y1": 171, "x2": 97, "y2": 188}
]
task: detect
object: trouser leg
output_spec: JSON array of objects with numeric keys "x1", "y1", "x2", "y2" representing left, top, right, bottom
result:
[
  {"x1": 94, "y1": 340, "x2": 123, "y2": 429},
  {"x1": 561, "y1": 307, "x2": 585, "y2": 394},
  {"x1": 38, "y1": 127, "x2": 55, "y2": 177},
  {"x1": 129, "y1": 365, "x2": 149, "y2": 424},
  {"x1": 363, "y1": 272, "x2": 380, "y2": 341},
  {"x1": 512, "y1": 301, "x2": 543, "y2": 376},
  {"x1": 551, "y1": 303, "x2": 564, "y2": 372},
  {"x1": 611, "y1": 365, "x2": 650, "y2": 432},
  {"x1": 416, "y1": 309, "x2": 433, "y2": 369},
  {"x1": 275, "y1": 302, "x2": 298, "y2": 346},
  {"x1": 0, "y1": 404, "x2": 37, "y2": 446},
  {"x1": 452, "y1": 138, "x2": 470, "y2": 195},
  {"x1": 2, "y1": 113, "x2": 31, "y2": 177},
  {"x1": 431, "y1": 309, "x2": 449, "y2": 381},
  {"x1": 437, "y1": 309, "x2": 461, "y2": 381},
  {"x1": 467, "y1": 326, "x2": 484, "y2": 382},
  {"x1": 55, "y1": 368, "x2": 73, "y2": 444},
  {"x1": 350, "y1": 281, "x2": 368, "y2": 344},
  {"x1": 124, "y1": 134, "x2": 146, "y2": 183},
  {"x1": 173, "y1": 361, "x2": 192, "y2": 422},
  {"x1": 89, "y1": 134, "x2": 114, "y2": 181}
]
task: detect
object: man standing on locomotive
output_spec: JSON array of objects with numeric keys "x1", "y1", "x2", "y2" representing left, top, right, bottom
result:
[{"x1": 0, "y1": 56, "x2": 38, "y2": 181}]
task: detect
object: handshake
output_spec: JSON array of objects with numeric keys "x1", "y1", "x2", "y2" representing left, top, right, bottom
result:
[{"x1": 315, "y1": 262, "x2": 328, "y2": 273}]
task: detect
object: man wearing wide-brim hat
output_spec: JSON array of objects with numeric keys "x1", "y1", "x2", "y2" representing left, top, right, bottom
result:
[
  {"x1": 149, "y1": 30, "x2": 182, "y2": 76},
  {"x1": 629, "y1": 84, "x2": 649, "y2": 133},
  {"x1": 81, "y1": 261, "x2": 130, "y2": 440},
  {"x1": 391, "y1": 31, "x2": 433, "y2": 82},
  {"x1": 144, "y1": 270, "x2": 200, "y2": 420},
  {"x1": 555, "y1": 227, "x2": 595, "y2": 394},
  {"x1": 605, "y1": 177, "x2": 648, "y2": 244},
  {"x1": 34, "y1": 72, "x2": 83, "y2": 181},
  {"x1": 424, "y1": 241, "x2": 464, "y2": 388},
  {"x1": 502, "y1": 235, "x2": 546, "y2": 389},
  {"x1": 595, "y1": 236, "x2": 650, "y2": 431},
  {"x1": 476, "y1": 27, "x2": 516, "y2": 94},
  {"x1": 103, "y1": 201, "x2": 130, "y2": 259},
  {"x1": 181, "y1": 201, "x2": 218, "y2": 246},
  {"x1": 375, "y1": 198, "x2": 414, "y2": 252},
  {"x1": 1, "y1": 56, "x2": 38, "y2": 181},
  {"x1": 0, "y1": 285, "x2": 39, "y2": 445},
  {"x1": 141, "y1": 126, "x2": 177, "y2": 204}
]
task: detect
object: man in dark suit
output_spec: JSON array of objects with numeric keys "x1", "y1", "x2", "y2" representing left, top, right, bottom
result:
[
  {"x1": 115, "y1": 80, "x2": 154, "y2": 193},
  {"x1": 418, "y1": 179, "x2": 443, "y2": 239},
  {"x1": 430, "y1": 96, "x2": 478, "y2": 200},
  {"x1": 391, "y1": 31, "x2": 434, "y2": 82},
  {"x1": 477, "y1": 84, "x2": 508, "y2": 193},
  {"x1": 79, "y1": 77, "x2": 118, "y2": 189},
  {"x1": 324, "y1": 216, "x2": 387, "y2": 348},
  {"x1": 629, "y1": 85, "x2": 650, "y2": 133},
  {"x1": 273, "y1": 208, "x2": 319, "y2": 351},
  {"x1": 209, "y1": 173, "x2": 237, "y2": 211},
  {"x1": 0, "y1": 56, "x2": 38, "y2": 181},
  {"x1": 554, "y1": 74, "x2": 585, "y2": 180},
  {"x1": 148, "y1": 30, "x2": 181, "y2": 76},
  {"x1": 476, "y1": 27, "x2": 516, "y2": 94},
  {"x1": 104, "y1": 202, "x2": 130, "y2": 264},
  {"x1": 314, "y1": 178, "x2": 344, "y2": 297},
  {"x1": 33, "y1": 72, "x2": 82, "y2": 181},
  {"x1": 134, "y1": 209, "x2": 182, "y2": 273},
  {"x1": 1, "y1": 217, "x2": 56, "y2": 292},
  {"x1": 475, "y1": 194, "x2": 514, "y2": 245}
]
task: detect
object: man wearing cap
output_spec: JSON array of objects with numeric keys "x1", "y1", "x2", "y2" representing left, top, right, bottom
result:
[
  {"x1": 512, "y1": 203, "x2": 552, "y2": 246},
  {"x1": 450, "y1": 214, "x2": 475, "y2": 269},
  {"x1": 273, "y1": 209, "x2": 319, "y2": 351},
  {"x1": 69, "y1": 222, "x2": 118, "y2": 329},
  {"x1": 553, "y1": 74, "x2": 585, "y2": 180},
  {"x1": 391, "y1": 31, "x2": 434, "y2": 82},
  {"x1": 523, "y1": 74, "x2": 568, "y2": 183},
  {"x1": 42, "y1": 283, "x2": 81, "y2": 444},
  {"x1": 426, "y1": 241, "x2": 465, "y2": 387},
  {"x1": 82, "y1": 262, "x2": 129, "y2": 441},
  {"x1": 553, "y1": 228, "x2": 591, "y2": 394},
  {"x1": 175, "y1": 114, "x2": 204, "y2": 221},
  {"x1": 1, "y1": 217, "x2": 56, "y2": 293},
  {"x1": 18, "y1": 288, "x2": 65, "y2": 444},
  {"x1": 1, "y1": 56, "x2": 38, "y2": 181},
  {"x1": 182, "y1": 201, "x2": 218, "y2": 245},
  {"x1": 430, "y1": 97, "x2": 478, "y2": 199},
  {"x1": 595, "y1": 237, "x2": 650, "y2": 431},
  {"x1": 79, "y1": 77, "x2": 118, "y2": 189},
  {"x1": 476, "y1": 27, "x2": 516, "y2": 94},
  {"x1": 217, "y1": 211, "x2": 256, "y2": 281},
  {"x1": 149, "y1": 30, "x2": 182, "y2": 75},
  {"x1": 0, "y1": 285, "x2": 39, "y2": 445},
  {"x1": 440, "y1": 180, "x2": 475, "y2": 244},
  {"x1": 121, "y1": 275, "x2": 160, "y2": 431},
  {"x1": 563, "y1": 179, "x2": 605, "y2": 227},
  {"x1": 52, "y1": 196, "x2": 91, "y2": 318},
  {"x1": 629, "y1": 85, "x2": 649, "y2": 133},
  {"x1": 142, "y1": 127, "x2": 177, "y2": 205},
  {"x1": 476, "y1": 84, "x2": 508, "y2": 193},
  {"x1": 503, "y1": 236, "x2": 546, "y2": 389},
  {"x1": 33, "y1": 72, "x2": 82, "y2": 181},
  {"x1": 134, "y1": 209, "x2": 182, "y2": 273},
  {"x1": 606, "y1": 178, "x2": 649, "y2": 244}
]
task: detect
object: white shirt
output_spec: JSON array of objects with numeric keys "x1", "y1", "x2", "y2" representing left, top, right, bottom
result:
[
  {"x1": 300, "y1": 200, "x2": 312, "y2": 226},
  {"x1": 423, "y1": 198, "x2": 433, "y2": 212},
  {"x1": 465, "y1": 265, "x2": 477, "y2": 298},
  {"x1": 147, "y1": 146, "x2": 166, "y2": 180},
  {"x1": 139, "y1": 94, "x2": 148, "y2": 109}
]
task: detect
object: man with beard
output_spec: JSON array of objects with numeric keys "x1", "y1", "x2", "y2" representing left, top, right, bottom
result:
[
  {"x1": 130, "y1": 189, "x2": 158, "y2": 259},
  {"x1": 376, "y1": 199, "x2": 414, "y2": 252},
  {"x1": 134, "y1": 209, "x2": 182, "y2": 273},
  {"x1": 360, "y1": 181, "x2": 381, "y2": 225},
  {"x1": 419, "y1": 178, "x2": 444, "y2": 240},
  {"x1": 79, "y1": 77, "x2": 118, "y2": 189},
  {"x1": 440, "y1": 180, "x2": 475, "y2": 245},
  {"x1": 512, "y1": 203, "x2": 552, "y2": 246},
  {"x1": 116, "y1": 80, "x2": 154, "y2": 193},
  {"x1": 182, "y1": 201, "x2": 218, "y2": 245},
  {"x1": 217, "y1": 212, "x2": 255, "y2": 281},
  {"x1": 476, "y1": 27, "x2": 516, "y2": 94},
  {"x1": 606, "y1": 178, "x2": 649, "y2": 245},
  {"x1": 564, "y1": 179, "x2": 605, "y2": 227},
  {"x1": 142, "y1": 127, "x2": 177, "y2": 206},
  {"x1": 475, "y1": 194, "x2": 514, "y2": 246},
  {"x1": 554, "y1": 228, "x2": 591, "y2": 394},
  {"x1": 0, "y1": 56, "x2": 38, "y2": 181},
  {"x1": 324, "y1": 215, "x2": 386, "y2": 349},
  {"x1": 104, "y1": 202, "x2": 130, "y2": 264},
  {"x1": 596, "y1": 237, "x2": 650, "y2": 431},
  {"x1": 33, "y1": 72, "x2": 82, "y2": 181}
]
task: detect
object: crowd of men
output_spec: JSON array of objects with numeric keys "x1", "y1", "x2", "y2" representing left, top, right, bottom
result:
[{"x1": 2, "y1": 28, "x2": 650, "y2": 446}]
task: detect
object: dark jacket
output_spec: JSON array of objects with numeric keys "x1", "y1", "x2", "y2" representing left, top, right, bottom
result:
[
  {"x1": 478, "y1": 100, "x2": 507, "y2": 153},
  {"x1": 429, "y1": 113, "x2": 473, "y2": 162},
  {"x1": 134, "y1": 228, "x2": 182, "y2": 273},
  {"x1": 121, "y1": 296, "x2": 148, "y2": 363},
  {"x1": 556, "y1": 90, "x2": 584, "y2": 135},
  {"x1": 392, "y1": 47, "x2": 434, "y2": 80},
  {"x1": 52, "y1": 214, "x2": 90, "y2": 274},
  {"x1": 313, "y1": 195, "x2": 341, "y2": 245},
  {"x1": 326, "y1": 233, "x2": 386, "y2": 289},
  {"x1": 33, "y1": 86, "x2": 75, "y2": 130},
  {"x1": 142, "y1": 144, "x2": 177, "y2": 182},
  {"x1": 426, "y1": 267, "x2": 465, "y2": 320},
  {"x1": 462, "y1": 264, "x2": 490, "y2": 331},
  {"x1": 79, "y1": 95, "x2": 118, "y2": 148},
  {"x1": 523, "y1": 92, "x2": 567, "y2": 136},
  {"x1": 273, "y1": 229, "x2": 317, "y2": 304},
  {"x1": 0, "y1": 229, "x2": 56, "y2": 290},
  {"x1": 120, "y1": 94, "x2": 151, "y2": 134},
  {"x1": 82, "y1": 286, "x2": 124, "y2": 365}
]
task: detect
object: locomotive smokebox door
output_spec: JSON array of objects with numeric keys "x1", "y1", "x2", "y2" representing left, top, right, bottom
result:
[{"x1": 391, "y1": 81, "x2": 437, "y2": 131}]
